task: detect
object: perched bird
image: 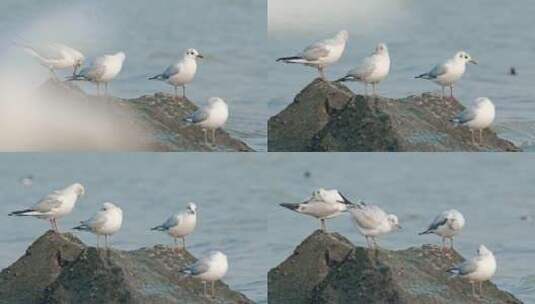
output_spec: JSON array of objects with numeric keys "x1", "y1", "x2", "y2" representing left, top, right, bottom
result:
[
  {"x1": 336, "y1": 43, "x2": 391, "y2": 96},
  {"x1": 451, "y1": 97, "x2": 495, "y2": 144},
  {"x1": 348, "y1": 202, "x2": 401, "y2": 249},
  {"x1": 73, "y1": 202, "x2": 123, "y2": 249},
  {"x1": 67, "y1": 51, "x2": 126, "y2": 96},
  {"x1": 276, "y1": 30, "x2": 349, "y2": 80},
  {"x1": 447, "y1": 245, "x2": 497, "y2": 297},
  {"x1": 151, "y1": 202, "x2": 197, "y2": 251},
  {"x1": 183, "y1": 97, "x2": 229, "y2": 146},
  {"x1": 20, "y1": 42, "x2": 84, "y2": 77},
  {"x1": 419, "y1": 209, "x2": 465, "y2": 251},
  {"x1": 180, "y1": 251, "x2": 229, "y2": 297},
  {"x1": 280, "y1": 188, "x2": 354, "y2": 232},
  {"x1": 8, "y1": 183, "x2": 85, "y2": 232},
  {"x1": 415, "y1": 51, "x2": 477, "y2": 99},
  {"x1": 149, "y1": 48, "x2": 203, "y2": 99}
]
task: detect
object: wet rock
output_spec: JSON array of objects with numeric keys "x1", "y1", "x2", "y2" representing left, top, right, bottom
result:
[
  {"x1": 268, "y1": 230, "x2": 523, "y2": 304},
  {"x1": 0, "y1": 231, "x2": 253, "y2": 304},
  {"x1": 36, "y1": 80, "x2": 253, "y2": 152},
  {"x1": 268, "y1": 78, "x2": 520, "y2": 152}
]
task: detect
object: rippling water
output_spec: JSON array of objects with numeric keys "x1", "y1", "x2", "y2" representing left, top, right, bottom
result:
[
  {"x1": 268, "y1": 0, "x2": 535, "y2": 150},
  {"x1": 0, "y1": 0, "x2": 268, "y2": 151}
]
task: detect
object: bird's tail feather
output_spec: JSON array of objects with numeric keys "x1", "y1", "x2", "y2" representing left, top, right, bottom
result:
[
  {"x1": 150, "y1": 225, "x2": 166, "y2": 231},
  {"x1": 276, "y1": 56, "x2": 304, "y2": 63},
  {"x1": 148, "y1": 74, "x2": 164, "y2": 80},
  {"x1": 8, "y1": 209, "x2": 36, "y2": 216},
  {"x1": 415, "y1": 73, "x2": 432, "y2": 79},
  {"x1": 335, "y1": 75, "x2": 357, "y2": 82},
  {"x1": 280, "y1": 203, "x2": 299, "y2": 211},
  {"x1": 72, "y1": 223, "x2": 90, "y2": 231},
  {"x1": 418, "y1": 230, "x2": 432, "y2": 235},
  {"x1": 446, "y1": 267, "x2": 460, "y2": 278}
]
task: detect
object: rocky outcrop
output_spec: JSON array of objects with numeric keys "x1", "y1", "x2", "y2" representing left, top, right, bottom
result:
[
  {"x1": 0, "y1": 231, "x2": 253, "y2": 304},
  {"x1": 268, "y1": 79, "x2": 521, "y2": 152},
  {"x1": 36, "y1": 80, "x2": 253, "y2": 151},
  {"x1": 268, "y1": 230, "x2": 523, "y2": 304}
]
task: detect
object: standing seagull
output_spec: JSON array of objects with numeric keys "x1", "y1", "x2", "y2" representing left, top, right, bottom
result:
[
  {"x1": 151, "y1": 202, "x2": 197, "y2": 251},
  {"x1": 415, "y1": 51, "x2": 477, "y2": 99},
  {"x1": 336, "y1": 43, "x2": 391, "y2": 96},
  {"x1": 73, "y1": 202, "x2": 123, "y2": 249},
  {"x1": 180, "y1": 251, "x2": 229, "y2": 297},
  {"x1": 419, "y1": 209, "x2": 465, "y2": 252},
  {"x1": 451, "y1": 97, "x2": 495, "y2": 144},
  {"x1": 67, "y1": 51, "x2": 126, "y2": 96},
  {"x1": 8, "y1": 183, "x2": 85, "y2": 232},
  {"x1": 276, "y1": 30, "x2": 349, "y2": 80},
  {"x1": 149, "y1": 48, "x2": 203, "y2": 99},
  {"x1": 447, "y1": 245, "x2": 497, "y2": 297},
  {"x1": 348, "y1": 202, "x2": 401, "y2": 249},
  {"x1": 279, "y1": 188, "x2": 354, "y2": 232},
  {"x1": 20, "y1": 43, "x2": 85, "y2": 77},
  {"x1": 183, "y1": 97, "x2": 229, "y2": 146}
]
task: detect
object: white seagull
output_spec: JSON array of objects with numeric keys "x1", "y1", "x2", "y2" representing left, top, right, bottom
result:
[
  {"x1": 21, "y1": 43, "x2": 85, "y2": 77},
  {"x1": 73, "y1": 202, "x2": 123, "y2": 249},
  {"x1": 151, "y1": 202, "x2": 197, "y2": 251},
  {"x1": 276, "y1": 30, "x2": 349, "y2": 80},
  {"x1": 451, "y1": 97, "x2": 496, "y2": 144},
  {"x1": 280, "y1": 188, "x2": 354, "y2": 232},
  {"x1": 336, "y1": 43, "x2": 391, "y2": 96},
  {"x1": 447, "y1": 245, "x2": 497, "y2": 297},
  {"x1": 149, "y1": 48, "x2": 203, "y2": 99},
  {"x1": 67, "y1": 51, "x2": 126, "y2": 96},
  {"x1": 8, "y1": 183, "x2": 85, "y2": 232},
  {"x1": 183, "y1": 97, "x2": 229, "y2": 145},
  {"x1": 180, "y1": 251, "x2": 229, "y2": 297},
  {"x1": 415, "y1": 51, "x2": 477, "y2": 99},
  {"x1": 348, "y1": 202, "x2": 401, "y2": 249},
  {"x1": 419, "y1": 209, "x2": 465, "y2": 251}
]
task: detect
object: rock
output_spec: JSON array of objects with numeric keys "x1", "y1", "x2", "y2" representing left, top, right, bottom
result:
[
  {"x1": 0, "y1": 231, "x2": 253, "y2": 304},
  {"x1": 268, "y1": 230, "x2": 523, "y2": 304},
  {"x1": 36, "y1": 80, "x2": 253, "y2": 152},
  {"x1": 268, "y1": 78, "x2": 521, "y2": 152}
]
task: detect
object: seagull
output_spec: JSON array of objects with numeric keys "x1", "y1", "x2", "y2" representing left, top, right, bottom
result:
[
  {"x1": 180, "y1": 251, "x2": 229, "y2": 297},
  {"x1": 419, "y1": 209, "x2": 465, "y2": 251},
  {"x1": 8, "y1": 183, "x2": 85, "y2": 232},
  {"x1": 451, "y1": 97, "x2": 495, "y2": 144},
  {"x1": 183, "y1": 97, "x2": 229, "y2": 146},
  {"x1": 149, "y1": 48, "x2": 203, "y2": 99},
  {"x1": 276, "y1": 30, "x2": 349, "y2": 80},
  {"x1": 20, "y1": 42, "x2": 85, "y2": 77},
  {"x1": 348, "y1": 202, "x2": 401, "y2": 249},
  {"x1": 67, "y1": 51, "x2": 126, "y2": 96},
  {"x1": 415, "y1": 51, "x2": 477, "y2": 99},
  {"x1": 279, "y1": 188, "x2": 354, "y2": 232},
  {"x1": 151, "y1": 202, "x2": 197, "y2": 251},
  {"x1": 447, "y1": 245, "x2": 497, "y2": 297},
  {"x1": 336, "y1": 43, "x2": 390, "y2": 96},
  {"x1": 73, "y1": 202, "x2": 123, "y2": 249}
]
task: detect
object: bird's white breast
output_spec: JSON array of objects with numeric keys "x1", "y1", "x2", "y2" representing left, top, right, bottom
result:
[
  {"x1": 434, "y1": 60, "x2": 465, "y2": 86},
  {"x1": 168, "y1": 213, "x2": 197, "y2": 238},
  {"x1": 196, "y1": 257, "x2": 229, "y2": 281},
  {"x1": 168, "y1": 60, "x2": 197, "y2": 86},
  {"x1": 199, "y1": 103, "x2": 229, "y2": 129},
  {"x1": 465, "y1": 104, "x2": 495, "y2": 130}
]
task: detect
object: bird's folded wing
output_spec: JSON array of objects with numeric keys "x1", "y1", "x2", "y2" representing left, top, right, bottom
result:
[
  {"x1": 351, "y1": 205, "x2": 387, "y2": 229},
  {"x1": 457, "y1": 259, "x2": 478, "y2": 275},
  {"x1": 428, "y1": 63, "x2": 448, "y2": 78},
  {"x1": 189, "y1": 109, "x2": 210, "y2": 123},
  {"x1": 302, "y1": 42, "x2": 330, "y2": 61},
  {"x1": 84, "y1": 212, "x2": 108, "y2": 229},
  {"x1": 33, "y1": 194, "x2": 63, "y2": 212},
  {"x1": 354, "y1": 56, "x2": 377, "y2": 78},
  {"x1": 163, "y1": 63, "x2": 181, "y2": 78},
  {"x1": 454, "y1": 108, "x2": 477, "y2": 123},
  {"x1": 188, "y1": 258, "x2": 210, "y2": 275},
  {"x1": 162, "y1": 214, "x2": 181, "y2": 228}
]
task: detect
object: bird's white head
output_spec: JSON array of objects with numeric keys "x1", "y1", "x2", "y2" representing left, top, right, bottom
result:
[
  {"x1": 387, "y1": 214, "x2": 401, "y2": 230},
  {"x1": 70, "y1": 183, "x2": 85, "y2": 197},
  {"x1": 336, "y1": 30, "x2": 349, "y2": 42},
  {"x1": 187, "y1": 202, "x2": 197, "y2": 214},
  {"x1": 477, "y1": 245, "x2": 493, "y2": 257},
  {"x1": 455, "y1": 51, "x2": 477, "y2": 64},
  {"x1": 474, "y1": 97, "x2": 494, "y2": 109},
  {"x1": 208, "y1": 97, "x2": 227, "y2": 108},
  {"x1": 376, "y1": 43, "x2": 388, "y2": 55},
  {"x1": 210, "y1": 250, "x2": 228, "y2": 262},
  {"x1": 185, "y1": 48, "x2": 204, "y2": 60},
  {"x1": 101, "y1": 202, "x2": 118, "y2": 211}
]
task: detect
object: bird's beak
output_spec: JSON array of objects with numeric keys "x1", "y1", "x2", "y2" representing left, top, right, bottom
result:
[
  {"x1": 469, "y1": 59, "x2": 478, "y2": 64},
  {"x1": 197, "y1": 54, "x2": 204, "y2": 59}
]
